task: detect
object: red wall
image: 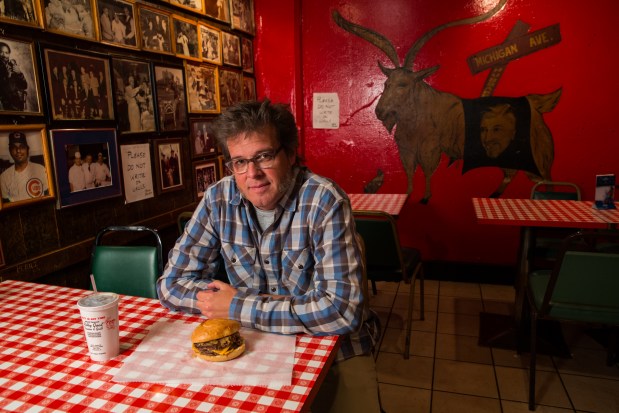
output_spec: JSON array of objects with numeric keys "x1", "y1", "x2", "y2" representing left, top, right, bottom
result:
[{"x1": 254, "y1": 0, "x2": 619, "y2": 266}]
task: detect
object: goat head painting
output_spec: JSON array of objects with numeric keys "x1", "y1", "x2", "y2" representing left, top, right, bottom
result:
[{"x1": 333, "y1": 0, "x2": 561, "y2": 203}]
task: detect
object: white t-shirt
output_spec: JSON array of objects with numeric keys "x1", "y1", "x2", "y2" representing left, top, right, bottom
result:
[{"x1": 0, "y1": 161, "x2": 49, "y2": 202}]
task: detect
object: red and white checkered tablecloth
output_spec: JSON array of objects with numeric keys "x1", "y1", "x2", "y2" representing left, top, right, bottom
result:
[
  {"x1": 0, "y1": 280, "x2": 340, "y2": 413},
  {"x1": 472, "y1": 198, "x2": 619, "y2": 228},
  {"x1": 348, "y1": 193, "x2": 408, "y2": 216}
]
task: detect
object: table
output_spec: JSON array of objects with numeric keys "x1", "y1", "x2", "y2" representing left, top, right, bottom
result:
[
  {"x1": 349, "y1": 193, "x2": 408, "y2": 216},
  {"x1": 0, "y1": 280, "x2": 340, "y2": 413},
  {"x1": 473, "y1": 198, "x2": 619, "y2": 353}
]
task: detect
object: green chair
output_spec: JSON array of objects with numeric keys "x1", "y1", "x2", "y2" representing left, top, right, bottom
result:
[
  {"x1": 91, "y1": 226, "x2": 163, "y2": 299},
  {"x1": 353, "y1": 210, "x2": 424, "y2": 359},
  {"x1": 526, "y1": 230, "x2": 619, "y2": 410}
]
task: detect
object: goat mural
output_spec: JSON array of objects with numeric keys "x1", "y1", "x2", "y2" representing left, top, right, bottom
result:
[{"x1": 333, "y1": 0, "x2": 561, "y2": 203}]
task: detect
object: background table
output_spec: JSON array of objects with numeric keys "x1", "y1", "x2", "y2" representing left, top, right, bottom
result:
[
  {"x1": 0, "y1": 280, "x2": 340, "y2": 413},
  {"x1": 349, "y1": 193, "x2": 408, "y2": 216}
]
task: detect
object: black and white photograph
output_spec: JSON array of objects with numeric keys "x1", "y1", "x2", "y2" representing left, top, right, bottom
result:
[
  {"x1": 168, "y1": 0, "x2": 204, "y2": 15},
  {"x1": 96, "y1": 0, "x2": 138, "y2": 50},
  {"x1": 199, "y1": 23, "x2": 221, "y2": 65},
  {"x1": 154, "y1": 65, "x2": 187, "y2": 132},
  {"x1": 190, "y1": 118, "x2": 217, "y2": 158},
  {"x1": 0, "y1": 0, "x2": 43, "y2": 28},
  {"x1": 222, "y1": 31, "x2": 241, "y2": 67},
  {"x1": 43, "y1": 48, "x2": 114, "y2": 121},
  {"x1": 219, "y1": 68, "x2": 242, "y2": 111},
  {"x1": 137, "y1": 5, "x2": 173, "y2": 54},
  {"x1": 0, "y1": 124, "x2": 55, "y2": 210},
  {"x1": 193, "y1": 159, "x2": 218, "y2": 199},
  {"x1": 154, "y1": 138, "x2": 183, "y2": 193},
  {"x1": 42, "y1": 0, "x2": 97, "y2": 41},
  {"x1": 0, "y1": 36, "x2": 43, "y2": 116},
  {"x1": 185, "y1": 61, "x2": 219, "y2": 114},
  {"x1": 241, "y1": 37, "x2": 253, "y2": 73},
  {"x1": 203, "y1": 0, "x2": 229, "y2": 23},
  {"x1": 242, "y1": 76, "x2": 256, "y2": 101},
  {"x1": 230, "y1": 0, "x2": 254, "y2": 35},
  {"x1": 112, "y1": 58, "x2": 155, "y2": 134},
  {"x1": 172, "y1": 15, "x2": 200, "y2": 61}
]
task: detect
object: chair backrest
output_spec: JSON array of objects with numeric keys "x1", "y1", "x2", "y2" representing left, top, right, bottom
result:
[
  {"x1": 91, "y1": 226, "x2": 163, "y2": 299},
  {"x1": 540, "y1": 231, "x2": 619, "y2": 320},
  {"x1": 531, "y1": 181, "x2": 581, "y2": 200},
  {"x1": 177, "y1": 211, "x2": 193, "y2": 235},
  {"x1": 353, "y1": 210, "x2": 404, "y2": 277}
]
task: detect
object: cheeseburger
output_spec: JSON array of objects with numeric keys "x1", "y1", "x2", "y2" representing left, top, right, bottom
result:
[{"x1": 191, "y1": 319, "x2": 245, "y2": 362}]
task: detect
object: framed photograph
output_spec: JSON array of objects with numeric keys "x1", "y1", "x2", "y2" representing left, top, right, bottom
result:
[
  {"x1": 185, "y1": 61, "x2": 219, "y2": 114},
  {"x1": 42, "y1": 0, "x2": 97, "y2": 41},
  {"x1": 242, "y1": 75, "x2": 256, "y2": 101},
  {"x1": 137, "y1": 5, "x2": 173, "y2": 55},
  {"x1": 154, "y1": 138, "x2": 183, "y2": 194},
  {"x1": 0, "y1": 124, "x2": 55, "y2": 210},
  {"x1": 172, "y1": 14, "x2": 200, "y2": 61},
  {"x1": 230, "y1": 0, "x2": 254, "y2": 35},
  {"x1": 96, "y1": 0, "x2": 139, "y2": 50},
  {"x1": 193, "y1": 159, "x2": 218, "y2": 199},
  {"x1": 219, "y1": 154, "x2": 232, "y2": 177},
  {"x1": 0, "y1": 36, "x2": 43, "y2": 116},
  {"x1": 203, "y1": 0, "x2": 229, "y2": 23},
  {"x1": 0, "y1": 0, "x2": 43, "y2": 28},
  {"x1": 112, "y1": 58, "x2": 156, "y2": 134},
  {"x1": 168, "y1": 0, "x2": 204, "y2": 15},
  {"x1": 241, "y1": 37, "x2": 253, "y2": 73},
  {"x1": 49, "y1": 128, "x2": 121, "y2": 208},
  {"x1": 199, "y1": 23, "x2": 222, "y2": 65},
  {"x1": 219, "y1": 68, "x2": 242, "y2": 110},
  {"x1": 222, "y1": 31, "x2": 241, "y2": 67},
  {"x1": 190, "y1": 118, "x2": 218, "y2": 158},
  {"x1": 153, "y1": 64, "x2": 188, "y2": 132},
  {"x1": 43, "y1": 48, "x2": 114, "y2": 121}
]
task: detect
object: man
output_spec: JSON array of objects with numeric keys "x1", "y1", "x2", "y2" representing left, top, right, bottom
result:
[
  {"x1": 111, "y1": 11, "x2": 126, "y2": 44},
  {"x1": 100, "y1": 6, "x2": 113, "y2": 41},
  {"x1": 0, "y1": 132, "x2": 48, "y2": 203},
  {"x1": 480, "y1": 103, "x2": 517, "y2": 159},
  {"x1": 92, "y1": 152, "x2": 111, "y2": 186},
  {"x1": 157, "y1": 99, "x2": 381, "y2": 412},
  {"x1": 82, "y1": 153, "x2": 95, "y2": 189},
  {"x1": 68, "y1": 151, "x2": 86, "y2": 192},
  {"x1": 0, "y1": 41, "x2": 28, "y2": 112}
]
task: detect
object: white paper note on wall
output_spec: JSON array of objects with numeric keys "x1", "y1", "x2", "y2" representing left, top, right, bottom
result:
[
  {"x1": 120, "y1": 143, "x2": 154, "y2": 204},
  {"x1": 313, "y1": 93, "x2": 339, "y2": 129}
]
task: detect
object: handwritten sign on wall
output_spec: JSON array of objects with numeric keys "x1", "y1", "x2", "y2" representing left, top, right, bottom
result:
[
  {"x1": 120, "y1": 144, "x2": 154, "y2": 204},
  {"x1": 312, "y1": 93, "x2": 339, "y2": 129}
]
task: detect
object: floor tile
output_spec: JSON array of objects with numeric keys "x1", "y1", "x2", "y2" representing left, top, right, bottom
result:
[
  {"x1": 561, "y1": 374, "x2": 619, "y2": 413},
  {"x1": 501, "y1": 400, "x2": 574, "y2": 412},
  {"x1": 421, "y1": 279, "x2": 439, "y2": 296},
  {"x1": 432, "y1": 391, "x2": 501, "y2": 413},
  {"x1": 554, "y1": 347, "x2": 619, "y2": 380},
  {"x1": 481, "y1": 284, "x2": 516, "y2": 302},
  {"x1": 369, "y1": 291, "x2": 397, "y2": 308},
  {"x1": 376, "y1": 352, "x2": 434, "y2": 388},
  {"x1": 394, "y1": 293, "x2": 437, "y2": 313},
  {"x1": 491, "y1": 348, "x2": 556, "y2": 371},
  {"x1": 433, "y1": 359, "x2": 498, "y2": 398},
  {"x1": 435, "y1": 333, "x2": 493, "y2": 364},
  {"x1": 439, "y1": 281, "x2": 481, "y2": 298},
  {"x1": 483, "y1": 300, "x2": 514, "y2": 315},
  {"x1": 436, "y1": 312, "x2": 480, "y2": 337},
  {"x1": 378, "y1": 383, "x2": 431, "y2": 413},
  {"x1": 438, "y1": 296, "x2": 483, "y2": 315},
  {"x1": 495, "y1": 366, "x2": 571, "y2": 408},
  {"x1": 370, "y1": 280, "x2": 401, "y2": 293},
  {"x1": 387, "y1": 310, "x2": 437, "y2": 333},
  {"x1": 380, "y1": 328, "x2": 435, "y2": 358}
]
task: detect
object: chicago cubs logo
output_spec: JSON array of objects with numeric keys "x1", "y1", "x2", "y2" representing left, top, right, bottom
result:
[{"x1": 26, "y1": 178, "x2": 43, "y2": 198}]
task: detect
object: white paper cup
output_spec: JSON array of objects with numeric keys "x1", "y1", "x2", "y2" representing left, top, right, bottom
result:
[{"x1": 76, "y1": 292, "x2": 120, "y2": 362}]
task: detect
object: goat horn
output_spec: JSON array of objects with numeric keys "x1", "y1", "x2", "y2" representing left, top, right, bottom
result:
[
  {"x1": 332, "y1": 10, "x2": 400, "y2": 68},
  {"x1": 403, "y1": 0, "x2": 508, "y2": 69}
]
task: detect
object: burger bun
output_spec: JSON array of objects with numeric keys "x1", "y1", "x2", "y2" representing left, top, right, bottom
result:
[{"x1": 191, "y1": 319, "x2": 240, "y2": 343}]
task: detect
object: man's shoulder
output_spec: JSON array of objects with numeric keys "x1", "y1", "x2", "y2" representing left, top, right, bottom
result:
[{"x1": 296, "y1": 170, "x2": 349, "y2": 209}]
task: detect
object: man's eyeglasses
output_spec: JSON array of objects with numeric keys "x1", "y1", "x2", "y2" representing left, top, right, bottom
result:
[{"x1": 225, "y1": 146, "x2": 283, "y2": 174}]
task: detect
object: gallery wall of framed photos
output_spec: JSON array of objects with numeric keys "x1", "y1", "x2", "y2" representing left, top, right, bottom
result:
[{"x1": 0, "y1": 0, "x2": 257, "y2": 284}]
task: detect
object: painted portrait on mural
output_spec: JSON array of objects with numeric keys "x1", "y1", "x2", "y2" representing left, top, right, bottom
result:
[{"x1": 333, "y1": 0, "x2": 562, "y2": 203}]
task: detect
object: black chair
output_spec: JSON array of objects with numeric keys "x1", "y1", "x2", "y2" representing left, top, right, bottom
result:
[
  {"x1": 526, "y1": 230, "x2": 619, "y2": 410},
  {"x1": 353, "y1": 210, "x2": 424, "y2": 359},
  {"x1": 91, "y1": 226, "x2": 164, "y2": 299}
]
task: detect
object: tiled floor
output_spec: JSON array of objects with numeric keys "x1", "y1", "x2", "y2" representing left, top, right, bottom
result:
[{"x1": 371, "y1": 280, "x2": 619, "y2": 413}]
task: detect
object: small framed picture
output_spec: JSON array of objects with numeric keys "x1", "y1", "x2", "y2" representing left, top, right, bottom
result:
[
  {"x1": 241, "y1": 37, "x2": 253, "y2": 73},
  {"x1": 49, "y1": 128, "x2": 121, "y2": 209},
  {"x1": 43, "y1": 48, "x2": 114, "y2": 121},
  {"x1": 168, "y1": 0, "x2": 204, "y2": 15},
  {"x1": 193, "y1": 159, "x2": 219, "y2": 199},
  {"x1": 203, "y1": 0, "x2": 229, "y2": 23},
  {"x1": 96, "y1": 0, "x2": 139, "y2": 50},
  {"x1": 112, "y1": 58, "x2": 156, "y2": 134},
  {"x1": 137, "y1": 5, "x2": 173, "y2": 55},
  {"x1": 199, "y1": 23, "x2": 222, "y2": 65},
  {"x1": 222, "y1": 32, "x2": 241, "y2": 67},
  {"x1": 0, "y1": 36, "x2": 43, "y2": 116},
  {"x1": 153, "y1": 64, "x2": 188, "y2": 132},
  {"x1": 242, "y1": 76, "x2": 256, "y2": 101},
  {"x1": 154, "y1": 138, "x2": 184, "y2": 194},
  {"x1": 42, "y1": 0, "x2": 97, "y2": 41},
  {"x1": 219, "y1": 154, "x2": 232, "y2": 177},
  {"x1": 219, "y1": 68, "x2": 242, "y2": 110},
  {"x1": 0, "y1": 0, "x2": 43, "y2": 29},
  {"x1": 230, "y1": 0, "x2": 254, "y2": 35},
  {"x1": 172, "y1": 14, "x2": 200, "y2": 61},
  {"x1": 185, "y1": 61, "x2": 219, "y2": 114},
  {"x1": 0, "y1": 124, "x2": 55, "y2": 210},
  {"x1": 190, "y1": 118, "x2": 218, "y2": 158}
]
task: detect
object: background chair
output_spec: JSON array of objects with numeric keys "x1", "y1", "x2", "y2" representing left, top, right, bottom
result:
[
  {"x1": 177, "y1": 211, "x2": 194, "y2": 235},
  {"x1": 526, "y1": 230, "x2": 619, "y2": 410},
  {"x1": 353, "y1": 210, "x2": 424, "y2": 359},
  {"x1": 91, "y1": 226, "x2": 163, "y2": 299}
]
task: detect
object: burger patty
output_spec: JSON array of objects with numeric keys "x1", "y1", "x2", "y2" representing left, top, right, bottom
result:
[{"x1": 194, "y1": 331, "x2": 243, "y2": 355}]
